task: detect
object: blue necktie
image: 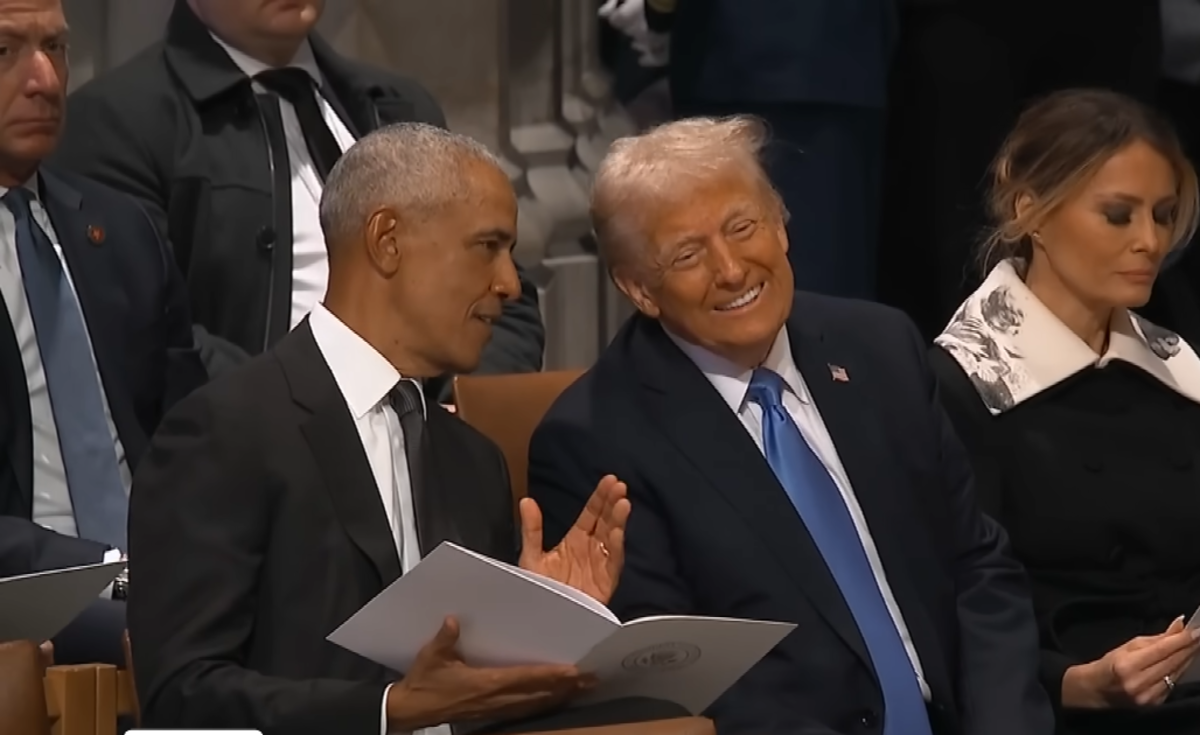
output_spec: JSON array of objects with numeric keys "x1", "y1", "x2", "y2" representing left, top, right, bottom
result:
[
  {"x1": 7, "y1": 188, "x2": 127, "y2": 549},
  {"x1": 747, "y1": 369, "x2": 931, "y2": 735}
]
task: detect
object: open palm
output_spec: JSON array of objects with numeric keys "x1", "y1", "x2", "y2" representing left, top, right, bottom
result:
[{"x1": 518, "y1": 475, "x2": 630, "y2": 605}]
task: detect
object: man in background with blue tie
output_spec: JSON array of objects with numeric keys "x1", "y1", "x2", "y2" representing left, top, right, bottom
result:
[
  {"x1": 0, "y1": 0, "x2": 205, "y2": 665},
  {"x1": 528, "y1": 117, "x2": 1054, "y2": 735}
]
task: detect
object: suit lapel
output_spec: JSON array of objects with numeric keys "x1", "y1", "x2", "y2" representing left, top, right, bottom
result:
[
  {"x1": 38, "y1": 171, "x2": 147, "y2": 457},
  {"x1": 0, "y1": 287, "x2": 31, "y2": 514},
  {"x1": 279, "y1": 323, "x2": 402, "y2": 585},
  {"x1": 312, "y1": 37, "x2": 392, "y2": 137},
  {"x1": 628, "y1": 317, "x2": 873, "y2": 669},
  {"x1": 413, "y1": 407, "x2": 498, "y2": 557},
  {"x1": 786, "y1": 313, "x2": 953, "y2": 703}
]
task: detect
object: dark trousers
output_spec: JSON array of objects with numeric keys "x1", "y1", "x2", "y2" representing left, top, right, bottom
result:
[
  {"x1": 675, "y1": 99, "x2": 885, "y2": 300},
  {"x1": 879, "y1": 0, "x2": 1163, "y2": 339},
  {"x1": 475, "y1": 697, "x2": 690, "y2": 734},
  {"x1": 52, "y1": 597, "x2": 126, "y2": 666}
]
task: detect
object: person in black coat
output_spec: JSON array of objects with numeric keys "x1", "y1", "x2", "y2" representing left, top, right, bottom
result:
[
  {"x1": 931, "y1": 89, "x2": 1200, "y2": 735},
  {"x1": 53, "y1": 0, "x2": 545, "y2": 398}
]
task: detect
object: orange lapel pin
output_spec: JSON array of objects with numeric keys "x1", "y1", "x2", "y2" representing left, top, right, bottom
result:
[{"x1": 86, "y1": 225, "x2": 105, "y2": 245}]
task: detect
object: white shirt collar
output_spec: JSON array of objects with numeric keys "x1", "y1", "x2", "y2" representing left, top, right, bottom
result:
[
  {"x1": 209, "y1": 32, "x2": 323, "y2": 87},
  {"x1": 667, "y1": 325, "x2": 809, "y2": 412},
  {"x1": 0, "y1": 173, "x2": 41, "y2": 200},
  {"x1": 935, "y1": 258, "x2": 1200, "y2": 413},
  {"x1": 308, "y1": 302, "x2": 426, "y2": 420}
]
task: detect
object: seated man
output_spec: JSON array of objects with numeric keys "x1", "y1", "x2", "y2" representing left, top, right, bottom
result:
[
  {"x1": 55, "y1": 0, "x2": 545, "y2": 394},
  {"x1": 0, "y1": 0, "x2": 205, "y2": 664},
  {"x1": 528, "y1": 117, "x2": 1055, "y2": 735},
  {"x1": 127, "y1": 123, "x2": 688, "y2": 733}
]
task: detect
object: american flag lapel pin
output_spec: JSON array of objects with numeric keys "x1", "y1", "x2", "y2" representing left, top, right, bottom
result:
[{"x1": 828, "y1": 364, "x2": 849, "y2": 382}]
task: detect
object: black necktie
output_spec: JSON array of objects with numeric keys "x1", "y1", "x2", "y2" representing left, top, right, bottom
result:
[
  {"x1": 254, "y1": 68, "x2": 343, "y2": 180},
  {"x1": 389, "y1": 380, "x2": 428, "y2": 552}
]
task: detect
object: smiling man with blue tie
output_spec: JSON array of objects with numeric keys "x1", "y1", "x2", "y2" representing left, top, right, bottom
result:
[
  {"x1": 0, "y1": 0, "x2": 205, "y2": 665},
  {"x1": 528, "y1": 116, "x2": 1054, "y2": 735}
]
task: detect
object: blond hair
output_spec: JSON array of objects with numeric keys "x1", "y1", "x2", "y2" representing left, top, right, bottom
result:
[
  {"x1": 590, "y1": 115, "x2": 786, "y2": 273},
  {"x1": 982, "y1": 88, "x2": 1199, "y2": 270}
]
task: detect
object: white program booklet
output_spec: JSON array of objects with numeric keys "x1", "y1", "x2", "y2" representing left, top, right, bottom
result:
[
  {"x1": 328, "y1": 542, "x2": 795, "y2": 713},
  {"x1": 0, "y1": 560, "x2": 126, "y2": 643}
]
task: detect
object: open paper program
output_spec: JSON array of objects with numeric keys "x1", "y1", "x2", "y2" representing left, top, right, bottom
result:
[{"x1": 328, "y1": 542, "x2": 795, "y2": 714}]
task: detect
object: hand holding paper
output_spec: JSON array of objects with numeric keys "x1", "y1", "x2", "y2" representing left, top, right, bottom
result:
[
  {"x1": 386, "y1": 616, "x2": 591, "y2": 731},
  {"x1": 518, "y1": 474, "x2": 629, "y2": 606},
  {"x1": 329, "y1": 542, "x2": 795, "y2": 715}
]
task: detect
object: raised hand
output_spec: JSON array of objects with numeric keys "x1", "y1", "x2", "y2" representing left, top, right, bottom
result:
[{"x1": 517, "y1": 475, "x2": 630, "y2": 605}]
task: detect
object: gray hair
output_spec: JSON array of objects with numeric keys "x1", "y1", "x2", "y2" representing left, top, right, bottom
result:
[
  {"x1": 590, "y1": 115, "x2": 785, "y2": 275},
  {"x1": 319, "y1": 122, "x2": 502, "y2": 249}
]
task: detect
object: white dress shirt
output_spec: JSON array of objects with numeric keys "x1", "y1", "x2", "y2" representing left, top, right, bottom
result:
[
  {"x1": 0, "y1": 177, "x2": 131, "y2": 572},
  {"x1": 668, "y1": 327, "x2": 931, "y2": 699},
  {"x1": 309, "y1": 303, "x2": 448, "y2": 735},
  {"x1": 211, "y1": 35, "x2": 358, "y2": 329}
]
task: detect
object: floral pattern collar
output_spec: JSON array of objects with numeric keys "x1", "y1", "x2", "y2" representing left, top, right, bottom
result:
[{"x1": 934, "y1": 259, "x2": 1200, "y2": 414}]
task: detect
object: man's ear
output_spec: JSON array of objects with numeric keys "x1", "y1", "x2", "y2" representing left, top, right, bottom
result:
[
  {"x1": 611, "y1": 266, "x2": 661, "y2": 319},
  {"x1": 365, "y1": 208, "x2": 402, "y2": 275}
]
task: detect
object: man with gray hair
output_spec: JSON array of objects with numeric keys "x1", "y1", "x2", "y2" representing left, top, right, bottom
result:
[
  {"x1": 529, "y1": 116, "x2": 1054, "y2": 735},
  {"x1": 125, "y1": 123, "x2": 687, "y2": 734}
]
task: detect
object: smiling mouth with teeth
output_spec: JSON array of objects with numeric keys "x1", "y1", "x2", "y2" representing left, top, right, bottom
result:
[{"x1": 716, "y1": 284, "x2": 764, "y2": 312}]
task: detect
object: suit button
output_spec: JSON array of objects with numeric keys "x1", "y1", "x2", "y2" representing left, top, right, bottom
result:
[
  {"x1": 1083, "y1": 457, "x2": 1104, "y2": 472},
  {"x1": 1109, "y1": 545, "x2": 1125, "y2": 563},
  {"x1": 256, "y1": 226, "x2": 276, "y2": 251},
  {"x1": 859, "y1": 708, "x2": 879, "y2": 728}
]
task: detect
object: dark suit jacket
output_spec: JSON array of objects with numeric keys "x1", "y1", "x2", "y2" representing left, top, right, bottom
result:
[
  {"x1": 127, "y1": 322, "x2": 517, "y2": 733},
  {"x1": 0, "y1": 168, "x2": 205, "y2": 576},
  {"x1": 528, "y1": 293, "x2": 1053, "y2": 735},
  {"x1": 53, "y1": 0, "x2": 545, "y2": 393},
  {"x1": 649, "y1": 0, "x2": 898, "y2": 108}
]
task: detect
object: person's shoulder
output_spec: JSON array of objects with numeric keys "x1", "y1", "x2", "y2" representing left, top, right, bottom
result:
[
  {"x1": 68, "y1": 43, "x2": 172, "y2": 105},
  {"x1": 160, "y1": 349, "x2": 284, "y2": 435},
  {"x1": 794, "y1": 290, "x2": 914, "y2": 329},
  {"x1": 430, "y1": 405, "x2": 504, "y2": 459},
  {"x1": 793, "y1": 290, "x2": 922, "y2": 354},
  {"x1": 326, "y1": 50, "x2": 445, "y2": 126},
  {"x1": 44, "y1": 168, "x2": 141, "y2": 209}
]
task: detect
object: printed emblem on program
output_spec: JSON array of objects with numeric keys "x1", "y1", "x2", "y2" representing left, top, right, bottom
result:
[{"x1": 621, "y1": 642, "x2": 702, "y2": 671}]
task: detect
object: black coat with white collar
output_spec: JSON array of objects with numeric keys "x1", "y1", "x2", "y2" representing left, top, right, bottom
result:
[
  {"x1": 529, "y1": 290, "x2": 1053, "y2": 735},
  {"x1": 52, "y1": 0, "x2": 545, "y2": 393},
  {"x1": 933, "y1": 261, "x2": 1200, "y2": 735}
]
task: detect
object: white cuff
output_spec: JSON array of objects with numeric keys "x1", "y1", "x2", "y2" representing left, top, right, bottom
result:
[{"x1": 101, "y1": 548, "x2": 124, "y2": 599}]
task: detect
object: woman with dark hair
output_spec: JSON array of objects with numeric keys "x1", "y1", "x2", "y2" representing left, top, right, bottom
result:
[{"x1": 930, "y1": 89, "x2": 1200, "y2": 735}]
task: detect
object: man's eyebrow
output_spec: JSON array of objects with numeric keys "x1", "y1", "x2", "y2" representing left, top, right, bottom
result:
[
  {"x1": 470, "y1": 228, "x2": 515, "y2": 242},
  {"x1": 0, "y1": 22, "x2": 70, "y2": 37}
]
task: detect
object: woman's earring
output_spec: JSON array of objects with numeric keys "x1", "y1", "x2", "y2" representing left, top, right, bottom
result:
[{"x1": 1031, "y1": 231, "x2": 1041, "y2": 240}]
